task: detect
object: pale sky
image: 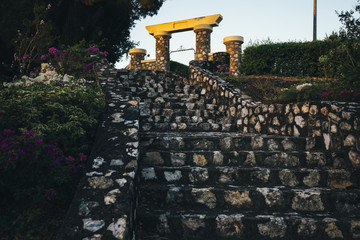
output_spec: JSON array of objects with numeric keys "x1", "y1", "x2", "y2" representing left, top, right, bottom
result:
[{"x1": 116, "y1": 0, "x2": 358, "y2": 68}]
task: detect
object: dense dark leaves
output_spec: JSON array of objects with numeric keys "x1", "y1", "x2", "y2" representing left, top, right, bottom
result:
[
  {"x1": 336, "y1": 0, "x2": 360, "y2": 39},
  {"x1": 0, "y1": 0, "x2": 165, "y2": 79}
]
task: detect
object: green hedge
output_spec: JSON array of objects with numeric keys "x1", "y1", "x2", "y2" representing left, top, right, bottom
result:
[
  {"x1": 241, "y1": 40, "x2": 340, "y2": 77},
  {"x1": 170, "y1": 60, "x2": 189, "y2": 76}
]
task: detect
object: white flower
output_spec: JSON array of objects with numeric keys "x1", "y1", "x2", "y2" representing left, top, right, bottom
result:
[
  {"x1": 3, "y1": 70, "x2": 85, "y2": 88},
  {"x1": 296, "y1": 83, "x2": 312, "y2": 91}
]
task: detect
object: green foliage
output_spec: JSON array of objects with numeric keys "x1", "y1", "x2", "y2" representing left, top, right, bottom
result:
[
  {"x1": 15, "y1": 3, "x2": 57, "y2": 76},
  {"x1": 0, "y1": 82, "x2": 104, "y2": 156},
  {"x1": 276, "y1": 79, "x2": 360, "y2": 103},
  {"x1": 0, "y1": 129, "x2": 86, "y2": 239},
  {"x1": 0, "y1": 79, "x2": 104, "y2": 238},
  {"x1": 336, "y1": 0, "x2": 360, "y2": 40},
  {"x1": 170, "y1": 60, "x2": 189, "y2": 76},
  {"x1": 45, "y1": 40, "x2": 108, "y2": 80},
  {"x1": 38, "y1": 0, "x2": 163, "y2": 63},
  {"x1": 242, "y1": 40, "x2": 339, "y2": 77},
  {"x1": 0, "y1": 1, "x2": 57, "y2": 80},
  {"x1": 0, "y1": 0, "x2": 166, "y2": 80},
  {"x1": 277, "y1": 82, "x2": 325, "y2": 102}
]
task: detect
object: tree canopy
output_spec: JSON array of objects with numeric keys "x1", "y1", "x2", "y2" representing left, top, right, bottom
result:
[
  {"x1": 336, "y1": 0, "x2": 360, "y2": 39},
  {"x1": 0, "y1": 0, "x2": 165, "y2": 79}
]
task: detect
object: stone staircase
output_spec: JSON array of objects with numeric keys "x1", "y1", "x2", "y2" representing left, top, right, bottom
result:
[
  {"x1": 138, "y1": 132, "x2": 360, "y2": 239},
  {"x1": 55, "y1": 61, "x2": 359, "y2": 240},
  {"x1": 122, "y1": 69, "x2": 360, "y2": 239}
]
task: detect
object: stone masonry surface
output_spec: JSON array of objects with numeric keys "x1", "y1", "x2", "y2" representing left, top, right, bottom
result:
[
  {"x1": 155, "y1": 34, "x2": 171, "y2": 71},
  {"x1": 189, "y1": 60, "x2": 360, "y2": 164},
  {"x1": 57, "y1": 58, "x2": 360, "y2": 239},
  {"x1": 56, "y1": 59, "x2": 140, "y2": 239},
  {"x1": 129, "y1": 49, "x2": 146, "y2": 70},
  {"x1": 224, "y1": 40, "x2": 242, "y2": 76},
  {"x1": 194, "y1": 27, "x2": 212, "y2": 61}
]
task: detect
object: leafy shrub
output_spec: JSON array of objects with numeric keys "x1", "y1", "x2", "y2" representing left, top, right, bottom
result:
[
  {"x1": 0, "y1": 40, "x2": 105, "y2": 239},
  {"x1": 277, "y1": 79, "x2": 360, "y2": 103},
  {"x1": 242, "y1": 40, "x2": 339, "y2": 77},
  {"x1": 13, "y1": 3, "x2": 57, "y2": 77},
  {"x1": 0, "y1": 82, "x2": 104, "y2": 156},
  {"x1": 170, "y1": 60, "x2": 189, "y2": 76},
  {"x1": 0, "y1": 129, "x2": 86, "y2": 239},
  {"x1": 44, "y1": 40, "x2": 108, "y2": 80}
]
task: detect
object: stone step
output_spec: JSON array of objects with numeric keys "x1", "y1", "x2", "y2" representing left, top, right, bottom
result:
[
  {"x1": 139, "y1": 166, "x2": 360, "y2": 190},
  {"x1": 140, "y1": 100, "x2": 207, "y2": 112},
  {"x1": 137, "y1": 211, "x2": 360, "y2": 239},
  {"x1": 140, "y1": 132, "x2": 321, "y2": 152},
  {"x1": 138, "y1": 185, "x2": 360, "y2": 217},
  {"x1": 140, "y1": 108, "x2": 214, "y2": 118},
  {"x1": 141, "y1": 122, "x2": 236, "y2": 132},
  {"x1": 140, "y1": 149, "x2": 353, "y2": 170},
  {"x1": 140, "y1": 148, "x2": 353, "y2": 169}
]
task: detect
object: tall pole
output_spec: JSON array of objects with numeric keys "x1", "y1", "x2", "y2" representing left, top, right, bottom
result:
[{"x1": 313, "y1": 0, "x2": 317, "y2": 41}]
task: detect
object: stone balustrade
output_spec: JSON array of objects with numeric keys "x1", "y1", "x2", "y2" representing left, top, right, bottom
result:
[
  {"x1": 224, "y1": 36, "x2": 244, "y2": 76},
  {"x1": 194, "y1": 24, "x2": 213, "y2": 60},
  {"x1": 212, "y1": 51, "x2": 230, "y2": 65},
  {"x1": 56, "y1": 60, "x2": 140, "y2": 240},
  {"x1": 154, "y1": 31, "x2": 171, "y2": 71},
  {"x1": 129, "y1": 48, "x2": 146, "y2": 70},
  {"x1": 189, "y1": 60, "x2": 360, "y2": 167},
  {"x1": 141, "y1": 59, "x2": 156, "y2": 71}
]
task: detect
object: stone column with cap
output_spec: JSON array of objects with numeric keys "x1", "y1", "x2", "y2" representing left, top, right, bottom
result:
[
  {"x1": 154, "y1": 31, "x2": 171, "y2": 71},
  {"x1": 194, "y1": 24, "x2": 213, "y2": 60},
  {"x1": 224, "y1": 36, "x2": 244, "y2": 76},
  {"x1": 129, "y1": 48, "x2": 147, "y2": 70}
]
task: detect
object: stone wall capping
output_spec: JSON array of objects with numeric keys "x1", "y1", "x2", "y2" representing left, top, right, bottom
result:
[
  {"x1": 129, "y1": 48, "x2": 147, "y2": 54},
  {"x1": 153, "y1": 31, "x2": 172, "y2": 37},
  {"x1": 193, "y1": 24, "x2": 213, "y2": 32},
  {"x1": 141, "y1": 59, "x2": 156, "y2": 63},
  {"x1": 223, "y1": 35, "x2": 244, "y2": 44}
]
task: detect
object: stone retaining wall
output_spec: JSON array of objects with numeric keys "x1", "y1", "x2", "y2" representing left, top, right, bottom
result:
[
  {"x1": 56, "y1": 60, "x2": 140, "y2": 240},
  {"x1": 141, "y1": 59, "x2": 157, "y2": 71},
  {"x1": 189, "y1": 60, "x2": 360, "y2": 168}
]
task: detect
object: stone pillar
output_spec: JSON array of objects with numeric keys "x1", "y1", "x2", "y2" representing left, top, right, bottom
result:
[
  {"x1": 129, "y1": 48, "x2": 146, "y2": 70},
  {"x1": 194, "y1": 24, "x2": 213, "y2": 60},
  {"x1": 208, "y1": 53, "x2": 214, "y2": 61},
  {"x1": 213, "y1": 52, "x2": 230, "y2": 65},
  {"x1": 224, "y1": 36, "x2": 244, "y2": 76},
  {"x1": 154, "y1": 31, "x2": 171, "y2": 71}
]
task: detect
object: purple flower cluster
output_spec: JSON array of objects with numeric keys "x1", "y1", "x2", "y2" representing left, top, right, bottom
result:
[
  {"x1": 321, "y1": 90, "x2": 360, "y2": 101},
  {"x1": 40, "y1": 54, "x2": 48, "y2": 61},
  {"x1": 339, "y1": 90, "x2": 351, "y2": 98},
  {"x1": 83, "y1": 62, "x2": 94, "y2": 73},
  {"x1": 1, "y1": 129, "x2": 87, "y2": 201},
  {"x1": 48, "y1": 47, "x2": 59, "y2": 56},
  {"x1": 45, "y1": 188, "x2": 57, "y2": 201},
  {"x1": 321, "y1": 91, "x2": 333, "y2": 98},
  {"x1": 216, "y1": 64, "x2": 230, "y2": 73}
]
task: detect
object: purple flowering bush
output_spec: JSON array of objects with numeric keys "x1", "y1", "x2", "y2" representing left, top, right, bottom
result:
[
  {"x1": 44, "y1": 40, "x2": 108, "y2": 81},
  {"x1": 0, "y1": 129, "x2": 86, "y2": 238},
  {"x1": 0, "y1": 63, "x2": 104, "y2": 238}
]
